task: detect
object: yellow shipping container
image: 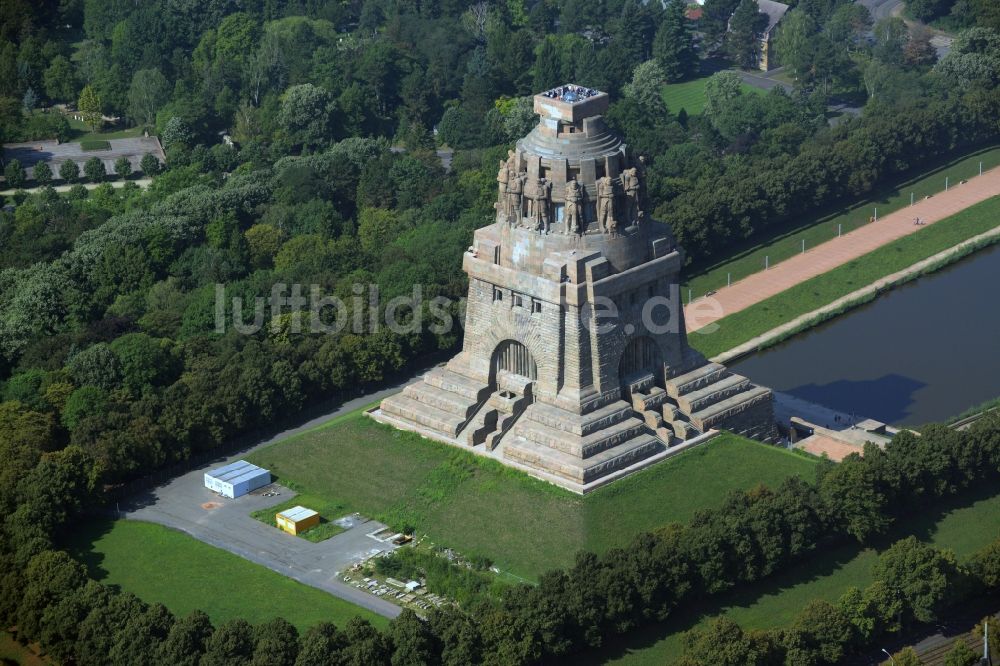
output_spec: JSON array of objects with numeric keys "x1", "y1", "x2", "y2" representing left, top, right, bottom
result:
[{"x1": 275, "y1": 505, "x2": 320, "y2": 535}]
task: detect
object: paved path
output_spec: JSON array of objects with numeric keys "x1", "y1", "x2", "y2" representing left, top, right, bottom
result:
[
  {"x1": 856, "y1": 0, "x2": 903, "y2": 21},
  {"x1": 684, "y1": 167, "x2": 1000, "y2": 332},
  {"x1": 736, "y1": 68, "x2": 793, "y2": 93},
  {"x1": 117, "y1": 363, "x2": 438, "y2": 619},
  {"x1": 1, "y1": 177, "x2": 151, "y2": 197},
  {"x1": 707, "y1": 223, "x2": 1000, "y2": 364}
]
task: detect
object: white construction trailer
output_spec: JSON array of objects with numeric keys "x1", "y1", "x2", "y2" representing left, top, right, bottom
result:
[{"x1": 204, "y1": 460, "x2": 271, "y2": 498}]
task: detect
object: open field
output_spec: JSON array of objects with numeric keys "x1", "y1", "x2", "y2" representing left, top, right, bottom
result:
[
  {"x1": 592, "y1": 485, "x2": 1000, "y2": 665},
  {"x1": 249, "y1": 411, "x2": 818, "y2": 578},
  {"x1": 250, "y1": 493, "x2": 347, "y2": 542},
  {"x1": 688, "y1": 194, "x2": 1000, "y2": 358},
  {"x1": 69, "y1": 520, "x2": 390, "y2": 631},
  {"x1": 661, "y1": 76, "x2": 763, "y2": 115},
  {"x1": 683, "y1": 145, "x2": 1000, "y2": 299}
]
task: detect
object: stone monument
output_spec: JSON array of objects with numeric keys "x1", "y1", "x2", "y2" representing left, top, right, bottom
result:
[{"x1": 373, "y1": 85, "x2": 776, "y2": 493}]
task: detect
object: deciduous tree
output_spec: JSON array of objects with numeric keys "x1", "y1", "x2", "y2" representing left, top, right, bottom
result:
[
  {"x1": 43, "y1": 55, "x2": 77, "y2": 102},
  {"x1": 83, "y1": 156, "x2": 106, "y2": 183},
  {"x1": 127, "y1": 68, "x2": 170, "y2": 128},
  {"x1": 4, "y1": 158, "x2": 25, "y2": 188},
  {"x1": 32, "y1": 160, "x2": 51, "y2": 184},
  {"x1": 140, "y1": 152, "x2": 160, "y2": 176},
  {"x1": 872, "y1": 537, "x2": 963, "y2": 624},
  {"x1": 78, "y1": 84, "x2": 102, "y2": 131},
  {"x1": 59, "y1": 160, "x2": 80, "y2": 183}
]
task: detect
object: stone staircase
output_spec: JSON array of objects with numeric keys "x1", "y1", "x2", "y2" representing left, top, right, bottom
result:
[
  {"x1": 503, "y1": 400, "x2": 663, "y2": 485},
  {"x1": 379, "y1": 366, "x2": 492, "y2": 440},
  {"x1": 661, "y1": 362, "x2": 776, "y2": 442},
  {"x1": 465, "y1": 373, "x2": 533, "y2": 450}
]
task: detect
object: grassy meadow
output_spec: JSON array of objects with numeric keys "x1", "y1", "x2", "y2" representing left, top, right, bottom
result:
[
  {"x1": 69, "y1": 520, "x2": 389, "y2": 631},
  {"x1": 590, "y1": 485, "x2": 1000, "y2": 665},
  {"x1": 661, "y1": 75, "x2": 763, "y2": 115},
  {"x1": 248, "y1": 411, "x2": 818, "y2": 578}
]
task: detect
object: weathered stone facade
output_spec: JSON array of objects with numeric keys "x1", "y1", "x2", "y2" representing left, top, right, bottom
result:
[{"x1": 373, "y1": 85, "x2": 776, "y2": 493}]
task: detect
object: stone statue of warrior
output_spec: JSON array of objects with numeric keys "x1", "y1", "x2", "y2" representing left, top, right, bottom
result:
[
  {"x1": 596, "y1": 175, "x2": 616, "y2": 233},
  {"x1": 506, "y1": 171, "x2": 524, "y2": 226},
  {"x1": 564, "y1": 177, "x2": 583, "y2": 234},
  {"x1": 622, "y1": 167, "x2": 640, "y2": 224},
  {"x1": 496, "y1": 159, "x2": 510, "y2": 221},
  {"x1": 530, "y1": 178, "x2": 552, "y2": 233}
]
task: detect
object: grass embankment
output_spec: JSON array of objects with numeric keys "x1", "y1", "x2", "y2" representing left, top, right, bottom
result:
[
  {"x1": 593, "y1": 485, "x2": 1000, "y2": 665},
  {"x1": 684, "y1": 146, "x2": 1000, "y2": 300},
  {"x1": 1, "y1": 632, "x2": 49, "y2": 665},
  {"x1": 69, "y1": 520, "x2": 389, "y2": 631},
  {"x1": 248, "y1": 411, "x2": 818, "y2": 579},
  {"x1": 688, "y1": 194, "x2": 1000, "y2": 359},
  {"x1": 250, "y1": 494, "x2": 346, "y2": 542},
  {"x1": 660, "y1": 76, "x2": 763, "y2": 115}
]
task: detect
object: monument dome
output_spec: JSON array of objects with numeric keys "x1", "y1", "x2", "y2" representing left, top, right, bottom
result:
[{"x1": 374, "y1": 85, "x2": 776, "y2": 493}]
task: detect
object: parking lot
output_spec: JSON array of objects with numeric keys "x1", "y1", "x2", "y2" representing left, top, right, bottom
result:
[{"x1": 122, "y1": 462, "x2": 403, "y2": 619}]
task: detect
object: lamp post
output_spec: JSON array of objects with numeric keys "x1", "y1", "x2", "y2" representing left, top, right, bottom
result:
[{"x1": 881, "y1": 648, "x2": 896, "y2": 665}]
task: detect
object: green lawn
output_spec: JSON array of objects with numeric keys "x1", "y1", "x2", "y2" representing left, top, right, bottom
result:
[
  {"x1": 683, "y1": 145, "x2": 1000, "y2": 301},
  {"x1": 592, "y1": 486, "x2": 1000, "y2": 665},
  {"x1": 248, "y1": 411, "x2": 818, "y2": 579},
  {"x1": 66, "y1": 114, "x2": 144, "y2": 142},
  {"x1": 688, "y1": 194, "x2": 1000, "y2": 358},
  {"x1": 69, "y1": 520, "x2": 389, "y2": 631},
  {"x1": 79, "y1": 139, "x2": 110, "y2": 151},
  {"x1": 250, "y1": 493, "x2": 347, "y2": 542},
  {"x1": 661, "y1": 76, "x2": 763, "y2": 115}
]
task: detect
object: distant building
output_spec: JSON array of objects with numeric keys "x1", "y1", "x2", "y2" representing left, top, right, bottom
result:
[
  {"x1": 757, "y1": 0, "x2": 790, "y2": 70},
  {"x1": 729, "y1": 0, "x2": 790, "y2": 71}
]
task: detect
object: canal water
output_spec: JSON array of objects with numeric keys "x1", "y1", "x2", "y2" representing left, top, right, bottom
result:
[{"x1": 728, "y1": 243, "x2": 1000, "y2": 426}]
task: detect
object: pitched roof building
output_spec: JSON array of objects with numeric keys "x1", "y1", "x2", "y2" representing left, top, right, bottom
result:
[{"x1": 730, "y1": 0, "x2": 790, "y2": 71}]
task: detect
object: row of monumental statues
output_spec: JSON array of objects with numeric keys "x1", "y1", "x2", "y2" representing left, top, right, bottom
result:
[{"x1": 496, "y1": 153, "x2": 643, "y2": 235}]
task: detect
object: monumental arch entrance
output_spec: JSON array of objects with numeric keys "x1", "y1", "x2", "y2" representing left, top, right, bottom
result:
[
  {"x1": 619, "y1": 336, "x2": 662, "y2": 384},
  {"x1": 491, "y1": 340, "x2": 538, "y2": 383}
]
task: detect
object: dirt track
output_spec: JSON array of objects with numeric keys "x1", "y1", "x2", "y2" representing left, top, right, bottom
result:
[{"x1": 684, "y1": 167, "x2": 1000, "y2": 332}]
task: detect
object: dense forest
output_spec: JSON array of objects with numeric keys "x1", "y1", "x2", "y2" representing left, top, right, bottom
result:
[{"x1": 2, "y1": 0, "x2": 1000, "y2": 663}]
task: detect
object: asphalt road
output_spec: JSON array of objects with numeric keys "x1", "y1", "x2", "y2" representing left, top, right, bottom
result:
[
  {"x1": 118, "y1": 364, "x2": 435, "y2": 619},
  {"x1": 857, "y1": 0, "x2": 903, "y2": 21},
  {"x1": 124, "y1": 477, "x2": 405, "y2": 618}
]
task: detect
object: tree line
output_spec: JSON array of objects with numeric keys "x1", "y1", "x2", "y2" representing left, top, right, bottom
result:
[{"x1": 4, "y1": 397, "x2": 1000, "y2": 664}]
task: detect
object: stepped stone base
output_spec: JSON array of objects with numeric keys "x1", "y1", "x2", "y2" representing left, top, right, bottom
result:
[
  {"x1": 374, "y1": 355, "x2": 778, "y2": 493},
  {"x1": 369, "y1": 403, "x2": 723, "y2": 494}
]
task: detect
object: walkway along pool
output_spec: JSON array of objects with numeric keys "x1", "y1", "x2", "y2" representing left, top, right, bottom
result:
[{"x1": 729, "y1": 243, "x2": 1000, "y2": 426}]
